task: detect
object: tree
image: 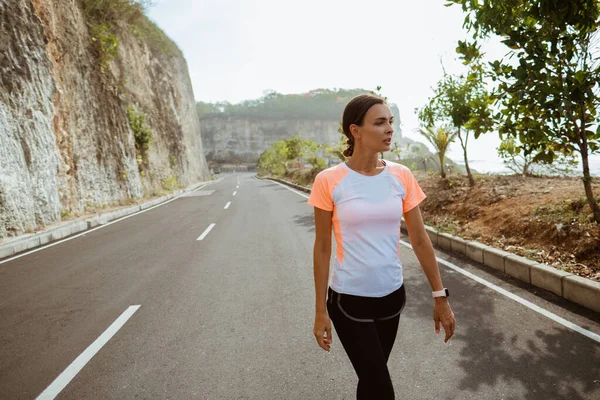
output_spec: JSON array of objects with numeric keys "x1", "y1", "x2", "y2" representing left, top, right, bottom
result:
[
  {"x1": 256, "y1": 149, "x2": 279, "y2": 175},
  {"x1": 418, "y1": 71, "x2": 491, "y2": 186},
  {"x1": 449, "y1": 0, "x2": 600, "y2": 222},
  {"x1": 285, "y1": 136, "x2": 303, "y2": 165},
  {"x1": 497, "y1": 137, "x2": 535, "y2": 176},
  {"x1": 302, "y1": 141, "x2": 327, "y2": 171},
  {"x1": 416, "y1": 126, "x2": 458, "y2": 178},
  {"x1": 257, "y1": 138, "x2": 328, "y2": 175},
  {"x1": 257, "y1": 140, "x2": 290, "y2": 175},
  {"x1": 388, "y1": 142, "x2": 407, "y2": 162},
  {"x1": 498, "y1": 137, "x2": 579, "y2": 176}
]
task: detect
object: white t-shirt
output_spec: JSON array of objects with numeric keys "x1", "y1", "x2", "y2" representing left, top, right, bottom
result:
[{"x1": 308, "y1": 160, "x2": 426, "y2": 297}]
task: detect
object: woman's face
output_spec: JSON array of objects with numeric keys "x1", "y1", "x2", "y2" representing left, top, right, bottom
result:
[{"x1": 351, "y1": 103, "x2": 394, "y2": 154}]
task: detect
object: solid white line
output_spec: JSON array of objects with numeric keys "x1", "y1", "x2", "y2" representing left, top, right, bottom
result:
[
  {"x1": 268, "y1": 180, "x2": 310, "y2": 199},
  {"x1": 197, "y1": 223, "x2": 216, "y2": 241},
  {"x1": 1, "y1": 183, "x2": 211, "y2": 265},
  {"x1": 272, "y1": 177, "x2": 600, "y2": 344},
  {"x1": 398, "y1": 240, "x2": 600, "y2": 344},
  {"x1": 233, "y1": 191, "x2": 237, "y2": 196},
  {"x1": 224, "y1": 202, "x2": 231, "y2": 210},
  {"x1": 36, "y1": 305, "x2": 141, "y2": 400}
]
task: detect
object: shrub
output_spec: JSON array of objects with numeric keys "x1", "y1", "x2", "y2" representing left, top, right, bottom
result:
[
  {"x1": 80, "y1": 0, "x2": 148, "y2": 25},
  {"x1": 161, "y1": 176, "x2": 179, "y2": 191},
  {"x1": 90, "y1": 23, "x2": 120, "y2": 71},
  {"x1": 126, "y1": 105, "x2": 153, "y2": 155},
  {"x1": 80, "y1": 0, "x2": 181, "y2": 58}
]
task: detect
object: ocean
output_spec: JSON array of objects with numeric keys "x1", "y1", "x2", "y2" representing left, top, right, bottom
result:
[{"x1": 457, "y1": 155, "x2": 600, "y2": 177}]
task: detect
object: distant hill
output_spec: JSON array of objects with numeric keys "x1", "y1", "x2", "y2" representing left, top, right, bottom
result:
[
  {"x1": 197, "y1": 88, "x2": 402, "y2": 127},
  {"x1": 196, "y1": 89, "x2": 402, "y2": 164}
]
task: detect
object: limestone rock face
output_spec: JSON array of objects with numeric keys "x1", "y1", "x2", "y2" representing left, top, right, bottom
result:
[
  {"x1": 200, "y1": 107, "x2": 402, "y2": 164},
  {"x1": 0, "y1": 0, "x2": 210, "y2": 239},
  {"x1": 200, "y1": 117, "x2": 345, "y2": 163}
]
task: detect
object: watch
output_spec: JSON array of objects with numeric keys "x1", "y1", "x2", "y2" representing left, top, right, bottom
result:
[{"x1": 432, "y1": 288, "x2": 449, "y2": 298}]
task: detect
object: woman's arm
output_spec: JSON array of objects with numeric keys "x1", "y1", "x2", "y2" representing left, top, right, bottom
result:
[
  {"x1": 313, "y1": 207, "x2": 333, "y2": 351},
  {"x1": 404, "y1": 205, "x2": 456, "y2": 343}
]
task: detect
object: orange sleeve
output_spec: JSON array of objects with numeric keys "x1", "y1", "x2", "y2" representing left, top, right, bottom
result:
[
  {"x1": 308, "y1": 171, "x2": 334, "y2": 211},
  {"x1": 401, "y1": 168, "x2": 426, "y2": 213}
]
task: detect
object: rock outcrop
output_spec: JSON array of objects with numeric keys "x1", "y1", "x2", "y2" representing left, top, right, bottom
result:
[
  {"x1": 0, "y1": 0, "x2": 210, "y2": 239},
  {"x1": 200, "y1": 117, "x2": 344, "y2": 163},
  {"x1": 200, "y1": 109, "x2": 402, "y2": 164}
]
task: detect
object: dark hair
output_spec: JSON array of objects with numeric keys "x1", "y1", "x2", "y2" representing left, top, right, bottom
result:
[{"x1": 341, "y1": 94, "x2": 385, "y2": 157}]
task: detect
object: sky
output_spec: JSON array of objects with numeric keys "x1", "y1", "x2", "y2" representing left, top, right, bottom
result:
[{"x1": 147, "y1": 0, "x2": 598, "y2": 173}]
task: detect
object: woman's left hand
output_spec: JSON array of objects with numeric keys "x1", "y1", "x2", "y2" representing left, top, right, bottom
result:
[{"x1": 433, "y1": 298, "x2": 455, "y2": 343}]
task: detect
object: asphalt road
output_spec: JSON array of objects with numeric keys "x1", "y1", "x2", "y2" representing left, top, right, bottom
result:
[{"x1": 0, "y1": 172, "x2": 599, "y2": 400}]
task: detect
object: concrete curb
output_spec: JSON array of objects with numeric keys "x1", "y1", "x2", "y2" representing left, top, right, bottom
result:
[
  {"x1": 0, "y1": 179, "x2": 214, "y2": 261},
  {"x1": 267, "y1": 176, "x2": 600, "y2": 313},
  {"x1": 261, "y1": 176, "x2": 312, "y2": 194}
]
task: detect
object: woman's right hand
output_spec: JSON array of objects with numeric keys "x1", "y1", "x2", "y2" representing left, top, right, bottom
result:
[{"x1": 313, "y1": 312, "x2": 332, "y2": 352}]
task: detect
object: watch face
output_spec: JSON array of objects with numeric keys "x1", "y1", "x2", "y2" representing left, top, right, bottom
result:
[{"x1": 445, "y1": 288, "x2": 450, "y2": 297}]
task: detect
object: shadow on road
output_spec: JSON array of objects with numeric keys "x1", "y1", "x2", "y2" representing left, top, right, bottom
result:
[
  {"x1": 293, "y1": 214, "x2": 315, "y2": 233},
  {"x1": 406, "y1": 274, "x2": 600, "y2": 400}
]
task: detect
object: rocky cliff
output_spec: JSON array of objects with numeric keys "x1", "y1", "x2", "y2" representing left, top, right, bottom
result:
[
  {"x1": 200, "y1": 117, "x2": 345, "y2": 163},
  {"x1": 200, "y1": 106, "x2": 402, "y2": 164},
  {"x1": 0, "y1": 0, "x2": 210, "y2": 239}
]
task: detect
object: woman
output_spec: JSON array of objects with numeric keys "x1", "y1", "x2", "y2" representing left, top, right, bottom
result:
[{"x1": 308, "y1": 94, "x2": 456, "y2": 399}]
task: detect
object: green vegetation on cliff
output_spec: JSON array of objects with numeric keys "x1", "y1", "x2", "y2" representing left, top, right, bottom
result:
[
  {"x1": 126, "y1": 105, "x2": 153, "y2": 157},
  {"x1": 196, "y1": 88, "x2": 401, "y2": 124},
  {"x1": 80, "y1": 0, "x2": 181, "y2": 58}
]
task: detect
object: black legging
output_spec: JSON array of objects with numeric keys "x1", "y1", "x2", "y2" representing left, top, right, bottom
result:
[{"x1": 327, "y1": 285, "x2": 406, "y2": 400}]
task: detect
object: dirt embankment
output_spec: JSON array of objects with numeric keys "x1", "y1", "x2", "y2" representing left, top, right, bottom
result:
[
  {"x1": 415, "y1": 172, "x2": 600, "y2": 282},
  {"x1": 278, "y1": 168, "x2": 600, "y2": 282}
]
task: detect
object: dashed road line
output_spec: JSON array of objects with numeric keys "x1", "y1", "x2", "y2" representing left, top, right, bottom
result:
[
  {"x1": 1, "y1": 183, "x2": 211, "y2": 265},
  {"x1": 197, "y1": 223, "x2": 216, "y2": 241}
]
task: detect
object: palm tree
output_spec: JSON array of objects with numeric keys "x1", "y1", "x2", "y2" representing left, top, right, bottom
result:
[{"x1": 415, "y1": 126, "x2": 458, "y2": 179}]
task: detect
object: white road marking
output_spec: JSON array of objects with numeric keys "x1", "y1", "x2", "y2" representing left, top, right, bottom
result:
[
  {"x1": 269, "y1": 179, "x2": 310, "y2": 199},
  {"x1": 271, "y1": 177, "x2": 600, "y2": 344},
  {"x1": 233, "y1": 191, "x2": 237, "y2": 196},
  {"x1": 36, "y1": 305, "x2": 141, "y2": 400},
  {"x1": 197, "y1": 223, "x2": 216, "y2": 241},
  {"x1": 1, "y1": 183, "x2": 211, "y2": 265},
  {"x1": 182, "y1": 190, "x2": 215, "y2": 197},
  {"x1": 236, "y1": 185, "x2": 239, "y2": 189},
  {"x1": 224, "y1": 202, "x2": 231, "y2": 210}
]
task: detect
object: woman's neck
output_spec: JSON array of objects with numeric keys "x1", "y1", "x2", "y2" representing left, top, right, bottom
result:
[{"x1": 346, "y1": 151, "x2": 383, "y2": 174}]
